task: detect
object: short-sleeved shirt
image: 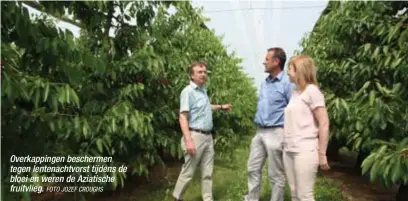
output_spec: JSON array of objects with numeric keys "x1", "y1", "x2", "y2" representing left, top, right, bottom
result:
[
  {"x1": 179, "y1": 81, "x2": 213, "y2": 131},
  {"x1": 283, "y1": 84, "x2": 326, "y2": 152},
  {"x1": 254, "y1": 72, "x2": 294, "y2": 127}
]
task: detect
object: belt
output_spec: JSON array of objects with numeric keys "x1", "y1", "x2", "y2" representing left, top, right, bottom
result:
[
  {"x1": 258, "y1": 125, "x2": 283, "y2": 129},
  {"x1": 189, "y1": 128, "x2": 212, "y2": 135}
]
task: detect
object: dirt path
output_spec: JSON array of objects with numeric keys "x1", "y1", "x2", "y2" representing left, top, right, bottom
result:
[
  {"x1": 31, "y1": 161, "x2": 182, "y2": 201},
  {"x1": 30, "y1": 149, "x2": 400, "y2": 201},
  {"x1": 322, "y1": 159, "x2": 398, "y2": 201},
  {"x1": 33, "y1": 161, "x2": 399, "y2": 201}
]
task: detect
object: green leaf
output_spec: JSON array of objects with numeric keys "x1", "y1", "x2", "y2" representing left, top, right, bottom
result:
[
  {"x1": 391, "y1": 157, "x2": 403, "y2": 183},
  {"x1": 116, "y1": 102, "x2": 128, "y2": 114},
  {"x1": 378, "y1": 145, "x2": 388, "y2": 153},
  {"x1": 372, "y1": 46, "x2": 380, "y2": 59},
  {"x1": 362, "y1": 81, "x2": 371, "y2": 89},
  {"x1": 70, "y1": 88, "x2": 80, "y2": 106},
  {"x1": 382, "y1": 46, "x2": 389, "y2": 55},
  {"x1": 58, "y1": 87, "x2": 65, "y2": 104},
  {"x1": 361, "y1": 154, "x2": 376, "y2": 174},
  {"x1": 354, "y1": 137, "x2": 362, "y2": 150},
  {"x1": 364, "y1": 43, "x2": 371, "y2": 53},
  {"x1": 96, "y1": 139, "x2": 104, "y2": 153},
  {"x1": 130, "y1": 115, "x2": 138, "y2": 132},
  {"x1": 384, "y1": 163, "x2": 392, "y2": 179},
  {"x1": 369, "y1": 91, "x2": 376, "y2": 106},
  {"x1": 43, "y1": 84, "x2": 49, "y2": 102},
  {"x1": 49, "y1": 121, "x2": 55, "y2": 132},
  {"x1": 375, "y1": 82, "x2": 383, "y2": 93},
  {"x1": 124, "y1": 115, "x2": 129, "y2": 128},
  {"x1": 388, "y1": 22, "x2": 401, "y2": 43},
  {"x1": 385, "y1": 56, "x2": 392, "y2": 67},
  {"x1": 74, "y1": 116, "x2": 80, "y2": 130},
  {"x1": 112, "y1": 119, "x2": 116, "y2": 132},
  {"x1": 65, "y1": 85, "x2": 70, "y2": 104},
  {"x1": 335, "y1": 98, "x2": 340, "y2": 111},
  {"x1": 391, "y1": 58, "x2": 403, "y2": 68},
  {"x1": 369, "y1": 160, "x2": 381, "y2": 182},
  {"x1": 83, "y1": 120, "x2": 89, "y2": 137},
  {"x1": 356, "y1": 121, "x2": 363, "y2": 132},
  {"x1": 341, "y1": 99, "x2": 349, "y2": 114}
]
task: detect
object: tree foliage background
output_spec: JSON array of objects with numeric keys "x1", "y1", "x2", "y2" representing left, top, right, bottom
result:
[
  {"x1": 1, "y1": 1, "x2": 257, "y2": 200},
  {"x1": 298, "y1": 1, "x2": 408, "y2": 199}
]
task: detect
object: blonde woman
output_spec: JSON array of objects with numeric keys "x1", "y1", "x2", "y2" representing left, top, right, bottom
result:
[{"x1": 283, "y1": 55, "x2": 330, "y2": 201}]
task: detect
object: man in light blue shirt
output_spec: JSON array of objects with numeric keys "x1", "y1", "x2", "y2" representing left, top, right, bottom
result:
[
  {"x1": 244, "y1": 47, "x2": 294, "y2": 201},
  {"x1": 173, "y1": 61, "x2": 232, "y2": 201},
  {"x1": 179, "y1": 81, "x2": 214, "y2": 132}
]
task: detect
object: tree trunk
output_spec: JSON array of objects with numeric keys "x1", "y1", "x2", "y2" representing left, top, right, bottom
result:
[
  {"x1": 355, "y1": 149, "x2": 370, "y2": 174},
  {"x1": 396, "y1": 183, "x2": 408, "y2": 201},
  {"x1": 327, "y1": 137, "x2": 342, "y2": 161}
]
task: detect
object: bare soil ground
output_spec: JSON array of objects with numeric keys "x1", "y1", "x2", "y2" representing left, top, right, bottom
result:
[
  {"x1": 322, "y1": 149, "x2": 398, "y2": 201},
  {"x1": 31, "y1": 149, "x2": 399, "y2": 201}
]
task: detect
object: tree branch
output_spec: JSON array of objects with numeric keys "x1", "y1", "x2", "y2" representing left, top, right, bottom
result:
[
  {"x1": 105, "y1": 1, "x2": 115, "y2": 38},
  {"x1": 22, "y1": 1, "x2": 84, "y2": 29}
]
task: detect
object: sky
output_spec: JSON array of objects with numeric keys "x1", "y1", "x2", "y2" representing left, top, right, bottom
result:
[
  {"x1": 24, "y1": 0, "x2": 328, "y2": 89},
  {"x1": 191, "y1": 0, "x2": 328, "y2": 88}
]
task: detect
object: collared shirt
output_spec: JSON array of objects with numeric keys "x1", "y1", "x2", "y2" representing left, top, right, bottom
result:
[
  {"x1": 179, "y1": 81, "x2": 213, "y2": 131},
  {"x1": 284, "y1": 84, "x2": 326, "y2": 152},
  {"x1": 254, "y1": 71, "x2": 294, "y2": 127}
]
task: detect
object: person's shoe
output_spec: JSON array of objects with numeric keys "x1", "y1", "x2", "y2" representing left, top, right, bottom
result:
[{"x1": 174, "y1": 199, "x2": 183, "y2": 201}]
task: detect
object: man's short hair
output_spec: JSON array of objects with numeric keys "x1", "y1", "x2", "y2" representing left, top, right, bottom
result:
[
  {"x1": 188, "y1": 61, "x2": 208, "y2": 77},
  {"x1": 267, "y1": 47, "x2": 286, "y2": 70}
]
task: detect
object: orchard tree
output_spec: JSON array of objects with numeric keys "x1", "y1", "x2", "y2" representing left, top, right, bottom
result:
[
  {"x1": 1, "y1": 1, "x2": 257, "y2": 200},
  {"x1": 299, "y1": 1, "x2": 408, "y2": 200}
]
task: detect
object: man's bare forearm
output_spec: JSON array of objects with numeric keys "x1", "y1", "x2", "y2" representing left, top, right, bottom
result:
[
  {"x1": 179, "y1": 113, "x2": 192, "y2": 141},
  {"x1": 211, "y1": 104, "x2": 222, "y2": 111}
]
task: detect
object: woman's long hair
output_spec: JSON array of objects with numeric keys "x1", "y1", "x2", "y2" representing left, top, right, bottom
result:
[{"x1": 289, "y1": 55, "x2": 319, "y2": 92}]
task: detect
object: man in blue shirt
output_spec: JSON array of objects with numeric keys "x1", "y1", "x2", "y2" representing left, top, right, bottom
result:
[
  {"x1": 173, "y1": 61, "x2": 232, "y2": 201},
  {"x1": 244, "y1": 47, "x2": 294, "y2": 201}
]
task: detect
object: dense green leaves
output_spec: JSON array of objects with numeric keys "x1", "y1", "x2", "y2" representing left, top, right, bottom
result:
[
  {"x1": 1, "y1": 1, "x2": 257, "y2": 200},
  {"x1": 300, "y1": 0, "x2": 407, "y2": 190}
]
